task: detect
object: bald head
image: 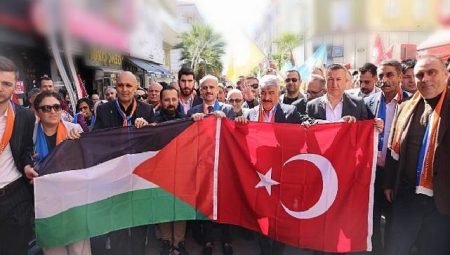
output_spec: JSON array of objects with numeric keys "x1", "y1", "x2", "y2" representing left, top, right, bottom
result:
[
  {"x1": 116, "y1": 71, "x2": 138, "y2": 105},
  {"x1": 414, "y1": 55, "x2": 449, "y2": 99}
]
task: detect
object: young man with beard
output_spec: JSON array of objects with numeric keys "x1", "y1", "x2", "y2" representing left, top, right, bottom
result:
[
  {"x1": 154, "y1": 86, "x2": 190, "y2": 255},
  {"x1": 364, "y1": 59, "x2": 410, "y2": 254},
  {"x1": 0, "y1": 56, "x2": 35, "y2": 254},
  {"x1": 178, "y1": 67, "x2": 202, "y2": 114},
  {"x1": 347, "y1": 62, "x2": 381, "y2": 98}
]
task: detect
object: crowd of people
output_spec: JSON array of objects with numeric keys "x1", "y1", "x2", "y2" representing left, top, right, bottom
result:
[{"x1": 1, "y1": 54, "x2": 450, "y2": 255}]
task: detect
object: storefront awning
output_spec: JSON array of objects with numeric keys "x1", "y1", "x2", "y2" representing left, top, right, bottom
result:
[
  {"x1": 127, "y1": 57, "x2": 171, "y2": 77},
  {"x1": 417, "y1": 28, "x2": 450, "y2": 60}
]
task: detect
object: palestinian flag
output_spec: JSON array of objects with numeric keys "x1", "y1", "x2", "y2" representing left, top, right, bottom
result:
[
  {"x1": 34, "y1": 117, "x2": 218, "y2": 248},
  {"x1": 35, "y1": 117, "x2": 377, "y2": 252}
]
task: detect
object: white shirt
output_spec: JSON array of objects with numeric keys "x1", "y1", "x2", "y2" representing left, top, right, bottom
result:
[
  {"x1": 0, "y1": 111, "x2": 22, "y2": 188},
  {"x1": 325, "y1": 96, "x2": 343, "y2": 122},
  {"x1": 378, "y1": 94, "x2": 399, "y2": 167},
  {"x1": 180, "y1": 96, "x2": 193, "y2": 115}
]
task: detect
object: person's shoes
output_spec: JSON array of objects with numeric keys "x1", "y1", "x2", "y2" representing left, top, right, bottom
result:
[
  {"x1": 172, "y1": 241, "x2": 190, "y2": 255},
  {"x1": 160, "y1": 240, "x2": 172, "y2": 255},
  {"x1": 202, "y1": 242, "x2": 214, "y2": 255},
  {"x1": 222, "y1": 242, "x2": 233, "y2": 255}
]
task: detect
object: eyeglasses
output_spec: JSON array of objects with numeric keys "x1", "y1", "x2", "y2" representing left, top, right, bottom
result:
[
  {"x1": 249, "y1": 83, "x2": 259, "y2": 89},
  {"x1": 228, "y1": 99, "x2": 242, "y2": 103},
  {"x1": 135, "y1": 94, "x2": 148, "y2": 100},
  {"x1": 307, "y1": 89, "x2": 324, "y2": 95},
  {"x1": 285, "y1": 78, "x2": 298, "y2": 83},
  {"x1": 38, "y1": 104, "x2": 62, "y2": 113}
]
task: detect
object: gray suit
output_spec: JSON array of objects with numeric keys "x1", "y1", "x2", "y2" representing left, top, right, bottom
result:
[
  {"x1": 187, "y1": 101, "x2": 236, "y2": 119},
  {"x1": 306, "y1": 93, "x2": 369, "y2": 121}
]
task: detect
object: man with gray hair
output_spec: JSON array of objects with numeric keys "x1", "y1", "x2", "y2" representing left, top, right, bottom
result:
[
  {"x1": 236, "y1": 75, "x2": 313, "y2": 124},
  {"x1": 226, "y1": 89, "x2": 248, "y2": 117},
  {"x1": 235, "y1": 74, "x2": 313, "y2": 255},
  {"x1": 187, "y1": 75, "x2": 235, "y2": 255},
  {"x1": 187, "y1": 74, "x2": 235, "y2": 119},
  {"x1": 104, "y1": 87, "x2": 117, "y2": 102}
]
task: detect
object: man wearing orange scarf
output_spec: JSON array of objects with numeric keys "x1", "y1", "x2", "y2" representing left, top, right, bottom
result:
[
  {"x1": 0, "y1": 56, "x2": 36, "y2": 254},
  {"x1": 384, "y1": 55, "x2": 450, "y2": 255}
]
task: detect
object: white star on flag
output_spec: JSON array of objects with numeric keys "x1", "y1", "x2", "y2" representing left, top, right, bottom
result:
[{"x1": 255, "y1": 169, "x2": 280, "y2": 195}]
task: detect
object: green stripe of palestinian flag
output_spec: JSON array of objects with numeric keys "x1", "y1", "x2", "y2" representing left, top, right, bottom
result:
[
  {"x1": 35, "y1": 151, "x2": 209, "y2": 248},
  {"x1": 34, "y1": 117, "x2": 217, "y2": 248}
]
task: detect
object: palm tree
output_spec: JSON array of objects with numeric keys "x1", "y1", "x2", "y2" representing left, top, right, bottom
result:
[
  {"x1": 176, "y1": 24, "x2": 226, "y2": 80},
  {"x1": 272, "y1": 32, "x2": 303, "y2": 69}
]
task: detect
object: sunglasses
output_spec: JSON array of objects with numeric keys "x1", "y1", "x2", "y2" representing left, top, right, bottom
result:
[
  {"x1": 249, "y1": 83, "x2": 259, "y2": 89},
  {"x1": 285, "y1": 78, "x2": 298, "y2": 83},
  {"x1": 135, "y1": 94, "x2": 148, "y2": 100},
  {"x1": 307, "y1": 89, "x2": 324, "y2": 95},
  {"x1": 228, "y1": 99, "x2": 242, "y2": 103},
  {"x1": 38, "y1": 104, "x2": 62, "y2": 113}
]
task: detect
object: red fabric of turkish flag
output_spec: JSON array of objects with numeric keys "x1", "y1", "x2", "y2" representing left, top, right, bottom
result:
[{"x1": 217, "y1": 119, "x2": 376, "y2": 252}]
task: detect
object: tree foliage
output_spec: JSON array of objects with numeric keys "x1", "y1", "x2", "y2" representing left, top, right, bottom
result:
[
  {"x1": 176, "y1": 24, "x2": 226, "y2": 80},
  {"x1": 272, "y1": 32, "x2": 303, "y2": 69}
]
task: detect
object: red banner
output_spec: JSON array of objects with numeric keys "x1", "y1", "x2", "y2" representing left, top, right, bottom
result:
[{"x1": 217, "y1": 119, "x2": 376, "y2": 252}]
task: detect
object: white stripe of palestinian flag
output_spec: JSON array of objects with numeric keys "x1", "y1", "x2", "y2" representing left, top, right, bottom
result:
[
  {"x1": 34, "y1": 151, "x2": 206, "y2": 248},
  {"x1": 35, "y1": 151, "x2": 158, "y2": 218}
]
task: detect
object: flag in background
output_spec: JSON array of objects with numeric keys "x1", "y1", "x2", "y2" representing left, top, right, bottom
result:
[{"x1": 294, "y1": 44, "x2": 328, "y2": 82}]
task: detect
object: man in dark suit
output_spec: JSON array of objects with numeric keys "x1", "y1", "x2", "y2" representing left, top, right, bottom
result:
[
  {"x1": 235, "y1": 74, "x2": 313, "y2": 255},
  {"x1": 384, "y1": 56, "x2": 450, "y2": 255},
  {"x1": 91, "y1": 71, "x2": 153, "y2": 255},
  {"x1": 0, "y1": 56, "x2": 35, "y2": 254},
  {"x1": 187, "y1": 74, "x2": 235, "y2": 120},
  {"x1": 186, "y1": 74, "x2": 234, "y2": 255},
  {"x1": 364, "y1": 59, "x2": 410, "y2": 254},
  {"x1": 306, "y1": 63, "x2": 369, "y2": 121}
]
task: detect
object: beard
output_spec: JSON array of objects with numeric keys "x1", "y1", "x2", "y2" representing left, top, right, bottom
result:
[
  {"x1": 163, "y1": 106, "x2": 177, "y2": 116},
  {"x1": 181, "y1": 87, "x2": 193, "y2": 96}
]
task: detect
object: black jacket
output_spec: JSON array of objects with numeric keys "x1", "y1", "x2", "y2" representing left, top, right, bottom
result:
[
  {"x1": 93, "y1": 100, "x2": 154, "y2": 130},
  {"x1": 10, "y1": 105, "x2": 35, "y2": 174}
]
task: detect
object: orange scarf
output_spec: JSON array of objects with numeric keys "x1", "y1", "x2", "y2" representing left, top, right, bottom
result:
[
  {"x1": 56, "y1": 121, "x2": 68, "y2": 145},
  {"x1": 258, "y1": 106, "x2": 275, "y2": 123},
  {"x1": 0, "y1": 101, "x2": 15, "y2": 154},
  {"x1": 390, "y1": 87, "x2": 447, "y2": 196}
]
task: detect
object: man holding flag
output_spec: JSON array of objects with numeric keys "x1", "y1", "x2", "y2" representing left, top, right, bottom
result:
[
  {"x1": 90, "y1": 71, "x2": 154, "y2": 255},
  {"x1": 0, "y1": 56, "x2": 36, "y2": 254}
]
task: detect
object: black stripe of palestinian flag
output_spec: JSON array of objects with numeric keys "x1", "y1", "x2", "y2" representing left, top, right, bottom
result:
[{"x1": 34, "y1": 117, "x2": 217, "y2": 248}]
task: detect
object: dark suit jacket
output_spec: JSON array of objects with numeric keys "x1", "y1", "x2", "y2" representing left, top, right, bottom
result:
[
  {"x1": 187, "y1": 101, "x2": 236, "y2": 119},
  {"x1": 384, "y1": 89, "x2": 450, "y2": 214},
  {"x1": 306, "y1": 93, "x2": 369, "y2": 121},
  {"x1": 292, "y1": 97, "x2": 307, "y2": 115},
  {"x1": 10, "y1": 105, "x2": 35, "y2": 174},
  {"x1": 246, "y1": 103, "x2": 312, "y2": 124},
  {"x1": 364, "y1": 91, "x2": 411, "y2": 119},
  {"x1": 93, "y1": 100, "x2": 154, "y2": 130}
]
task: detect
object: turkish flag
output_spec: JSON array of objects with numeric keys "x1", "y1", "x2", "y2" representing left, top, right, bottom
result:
[{"x1": 217, "y1": 119, "x2": 376, "y2": 252}]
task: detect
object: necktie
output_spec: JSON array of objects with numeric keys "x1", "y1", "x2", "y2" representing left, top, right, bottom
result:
[{"x1": 207, "y1": 106, "x2": 214, "y2": 113}]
